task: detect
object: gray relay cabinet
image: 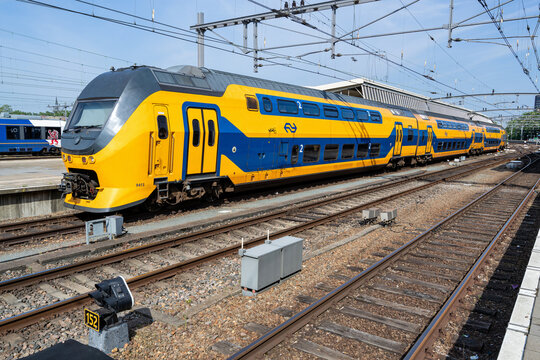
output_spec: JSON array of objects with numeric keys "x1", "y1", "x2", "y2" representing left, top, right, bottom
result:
[
  {"x1": 240, "y1": 236, "x2": 304, "y2": 295},
  {"x1": 269, "y1": 236, "x2": 303, "y2": 279},
  {"x1": 240, "y1": 244, "x2": 281, "y2": 294}
]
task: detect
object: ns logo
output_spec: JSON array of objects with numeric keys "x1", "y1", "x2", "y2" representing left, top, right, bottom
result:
[{"x1": 284, "y1": 123, "x2": 297, "y2": 133}]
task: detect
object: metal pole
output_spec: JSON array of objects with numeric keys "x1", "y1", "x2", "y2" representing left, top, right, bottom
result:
[
  {"x1": 243, "y1": 21, "x2": 248, "y2": 53},
  {"x1": 447, "y1": 0, "x2": 454, "y2": 48},
  {"x1": 253, "y1": 21, "x2": 258, "y2": 73},
  {"x1": 197, "y1": 12, "x2": 205, "y2": 67},
  {"x1": 521, "y1": 126, "x2": 524, "y2": 140},
  {"x1": 331, "y1": 5, "x2": 337, "y2": 59}
]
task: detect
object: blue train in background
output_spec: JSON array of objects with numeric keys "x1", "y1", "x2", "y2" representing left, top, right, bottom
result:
[{"x1": 0, "y1": 117, "x2": 66, "y2": 155}]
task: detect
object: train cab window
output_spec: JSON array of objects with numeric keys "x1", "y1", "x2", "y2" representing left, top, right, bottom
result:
[
  {"x1": 323, "y1": 144, "x2": 339, "y2": 161},
  {"x1": 246, "y1": 95, "x2": 259, "y2": 111},
  {"x1": 262, "y1": 97, "x2": 273, "y2": 112},
  {"x1": 6, "y1": 126, "x2": 20, "y2": 140},
  {"x1": 303, "y1": 144, "x2": 320, "y2": 163},
  {"x1": 407, "y1": 126, "x2": 413, "y2": 141},
  {"x1": 370, "y1": 143, "x2": 381, "y2": 157},
  {"x1": 370, "y1": 111, "x2": 382, "y2": 123},
  {"x1": 323, "y1": 106, "x2": 339, "y2": 118},
  {"x1": 357, "y1": 143, "x2": 369, "y2": 158},
  {"x1": 192, "y1": 119, "x2": 200, "y2": 147},
  {"x1": 291, "y1": 145, "x2": 299, "y2": 164},
  {"x1": 277, "y1": 99, "x2": 299, "y2": 114},
  {"x1": 302, "y1": 103, "x2": 320, "y2": 116},
  {"x1": 341, "y1": 108, "x2": 355, "y2": 120},
  {"x1": 341, "y1": 144, "x2": 355, "y2": 159},
  {"x1": 208, "y1": 120, "x2": 216, "y2": 146},
  {"x1": 24, "y1": 126, "x2": 42, "y2": 140},
  {"x1": 157, "y1": 115, "x2": 168, "y2": 139},
  {"x1": 356, "y1": 110, "x2": 369, "y2": 122}
]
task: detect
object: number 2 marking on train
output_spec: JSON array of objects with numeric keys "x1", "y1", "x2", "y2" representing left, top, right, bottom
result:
[
  {"x1": 299, "y1": 144, "x2": 303, "y2": 153},
  {"x1": 297, "y1": 101, "x2": 302, "y2": 109}
]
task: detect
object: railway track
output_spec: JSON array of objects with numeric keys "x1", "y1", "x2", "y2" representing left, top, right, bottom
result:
[
  {"x1": 227, "y1": 156, "x2": 540, "y2": 359},
  {"x1": 0, "y1": 154, "x2": 516, "y2": 247},
  {"x1": 0, "y1": 153, "x2": 524, "y2": 334}
]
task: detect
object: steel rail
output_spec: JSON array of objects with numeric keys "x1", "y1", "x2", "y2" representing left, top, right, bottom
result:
[
  {"x1": 0, "y1": 156, "x2": 509, "y2": 292},
  {"x1": 404, "y1": 178, "x2": 540, "y2": 359},
  {"x1": 0, "y1": 223, "x2": 83, "y2": 246},
  {"x1": 0, "y1": 155, "x2": 513, "y2": 244},
  {"x1": 0, "y1": 156, "x2": 517, "y2": 333},
  {"x1": 227, "y1": 157, "x2": 537, "y2": 359}
]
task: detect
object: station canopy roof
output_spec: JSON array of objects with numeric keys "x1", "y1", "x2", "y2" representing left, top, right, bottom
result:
[{"x1": 310, "y1": 78, "x2": 493, "y2": 124}]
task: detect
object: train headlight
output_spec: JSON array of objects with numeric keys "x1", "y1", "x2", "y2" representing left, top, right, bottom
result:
[
  {"x1": 89, "y1": 156, "x2": 95, "y2": 164},
  {"x1": 67, "y1": 155, "x2": 72, "y2": 163},
  {"x1": 62, "y1": 154, "x2": 66, "y2": 162},
  {"x1": 82, "y1": 157, "x2": 87, "y2": 164}
]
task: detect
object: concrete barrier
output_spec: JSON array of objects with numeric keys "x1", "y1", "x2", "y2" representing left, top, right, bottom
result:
[{"x1": 0, "y1": 185, "x2": 73, "y2": 221}]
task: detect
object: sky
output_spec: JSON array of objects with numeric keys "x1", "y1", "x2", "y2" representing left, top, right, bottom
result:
[{"x1": 0, "y1": 0, "x2": 539, "y2": 126}]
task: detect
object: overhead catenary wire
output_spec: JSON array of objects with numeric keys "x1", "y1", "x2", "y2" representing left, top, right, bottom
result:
[
  {"x1": 13, "y1": 0, "x2": 534, "y2": 117},
  {"x1": 478, "y1": 0, "x2": 539, "y2": 91},
  {"x1": 252, "y1": 0, "x2": 512, "y2": 115},
  {"x1": 0, "y1": 27, "x2": 134, "y2": 65}
]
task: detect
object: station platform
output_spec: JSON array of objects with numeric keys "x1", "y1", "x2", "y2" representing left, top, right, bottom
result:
[
  {"x1": 0, "y1": 157, "x2": 64, "y2": 191},
  {"x1": 498, "y1": 229, "x2": 540, "y2": 359},
  {"x1": 0, "y1": 158, "x2": 67, "y2": 220}
]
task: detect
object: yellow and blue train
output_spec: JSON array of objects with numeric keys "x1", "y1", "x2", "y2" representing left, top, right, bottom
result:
[{"x1": 59, "y1": 65, "x2": 505, "y2": 212}]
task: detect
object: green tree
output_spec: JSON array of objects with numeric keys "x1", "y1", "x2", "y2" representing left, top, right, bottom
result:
[
  {"x1": 0, "y1": 104, "x2": 13, "y2": 113},
  {"x1": 505, "y1": 111, "x2": 540, "y2": 140}
]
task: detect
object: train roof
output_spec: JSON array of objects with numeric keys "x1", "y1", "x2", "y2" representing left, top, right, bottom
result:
[{"x1": 81, "y1": 65, "x2": 502, "y2": 129}]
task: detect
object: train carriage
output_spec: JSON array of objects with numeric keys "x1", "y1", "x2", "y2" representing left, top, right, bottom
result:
[
  {"x1": 59, "y1": 65, "x2": 504, "y2": 213},
  {"x1": 483, "y1": 125, "x2": 502, "y2": 152},
  {"x1": 0, "y1": 118, "x2": 64, "y2": 154}
]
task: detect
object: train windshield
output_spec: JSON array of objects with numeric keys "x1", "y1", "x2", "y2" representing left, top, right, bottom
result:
[{"x1": 68, "y1": 100, "x2": 116, "y2": 129}]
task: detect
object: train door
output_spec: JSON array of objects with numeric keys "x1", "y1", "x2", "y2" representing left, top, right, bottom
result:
[
  {"x1": 278, "y1": 141, "x2": 289, "y2": 168},
  {"x1": 426, "y1": 127, "x2": 433, "y2": 153},
  {"x1": 394, "y1": 124, "x2": 403, "y2": 156},
  {"x1": 186, "y1": 107, "x2": 219, "y2": 175},
  {"x1": 152, "y1": 105, "x2": 170, "y2": 176}
]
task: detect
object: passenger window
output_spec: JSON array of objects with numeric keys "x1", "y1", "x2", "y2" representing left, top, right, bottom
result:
[
  {"x1": 370, "y1": 143, "x2": 381, "y2": 157},
  {"x1": 302, "y1": 103, "x2": 320, "y2": 116},
  {"x1": 24, "y1": 126, "x2": 42, "y2": 140},
  {"x1": 291, "y1": 145, "x2": 299, "y2": 164},
  {"x1": 262, "y1": 97, "x2": 273, "y2": 112},
  {"x1": 370, "y1": 112, "x2": 382, "y2": 123},
  {"x1": 437, "y1": 143, "x2": 443, "y2": 151},
  {"x1": 323, "y1": 106, "x2": 339, "y2": 118},
  {"x1": 208, "y1": 120, "x2": 215, "y2": 146},
  {"x1": 341, "y1": 144, "x2": 354, "y2": 159},
  {"x1": 421, "y1": 131, "x2": 425, "y2": 143},
  {"x1": 323, "y1": 144, "x2": 339, "y2": 161},
  {"x1": 407, "y1": 126, "x2": 413, "y2": 141},
  {"x1": 192, "y1": 119, "x2": 200, "y2": 147},
  {"x1": 277, "y1": 99, "x2": 299, "y2": 114},
  {"x1": 246, "y1": 96, "x2": 258, "y2": 111},
  {"x1": 357, "y1": 143, "x2": 369, "y2": 158},
  {"x1": 157, "y1": 115, "x2": 168, "y2": 139},
  {"x1": 356, "y1": 110, "x2": 369, "y2": 122},
  {"x1": 6, "y1": 126, "x2": 21, "y2": 140},
  {"x1": 303, "y1": 145, "x2": 320, "y2": 163},
  {"x1": 341, "y1": 109, "x2": 355, "y2": 120}
]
